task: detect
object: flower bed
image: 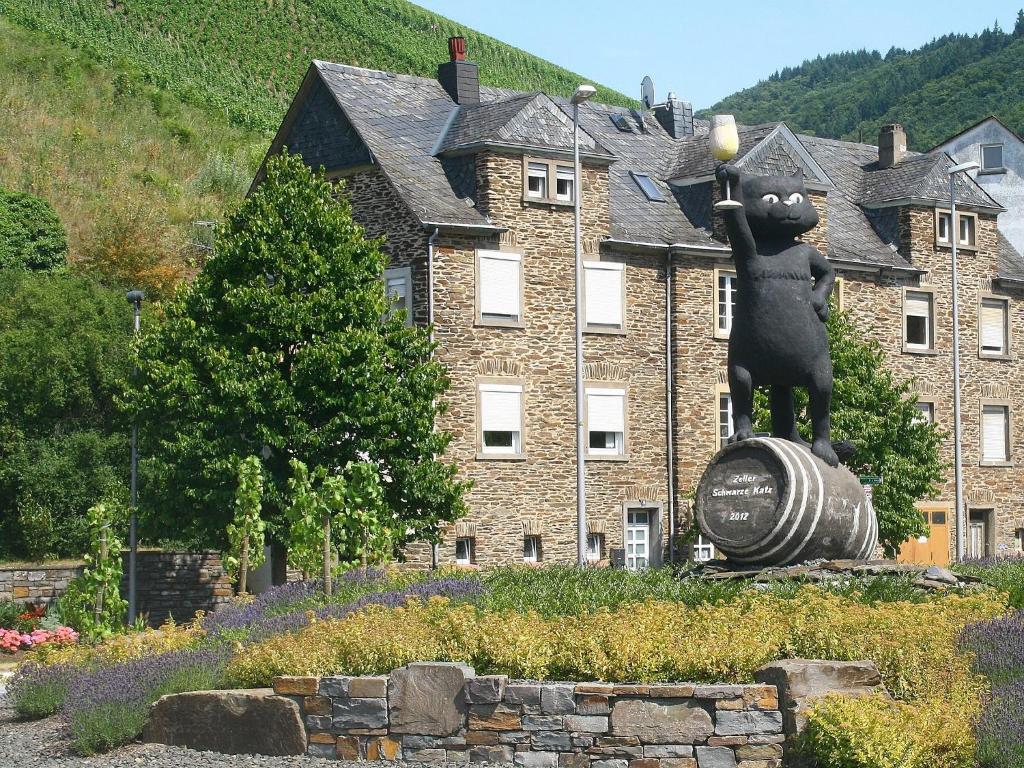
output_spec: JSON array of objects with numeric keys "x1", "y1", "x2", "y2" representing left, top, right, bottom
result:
[{"x1": 0, "y1": 600, "x2": 79, "y2": 653}]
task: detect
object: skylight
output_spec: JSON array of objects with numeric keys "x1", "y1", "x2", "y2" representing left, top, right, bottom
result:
[
  {"x1": 610, "y1": 114, "x2": 633, "y2": 133},
  {"x1": 630, "y1": 172, "x2": 665, "y2": 202}
]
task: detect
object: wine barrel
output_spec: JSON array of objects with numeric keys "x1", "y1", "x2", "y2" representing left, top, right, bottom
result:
[{"x1": 694, "y1": 437, "x2": 877, "y2": 566}]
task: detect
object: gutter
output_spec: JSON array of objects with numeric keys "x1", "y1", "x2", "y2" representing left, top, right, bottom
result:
[
  {"x1": 427, "y1": 226, "x2": 441, "y2": 571},
  {"x1": 665, "y1": 251, "x2": 676, "y2": 564},
  {"x1": 422, "y1": 220, "x2": 507, "y2": 235}
]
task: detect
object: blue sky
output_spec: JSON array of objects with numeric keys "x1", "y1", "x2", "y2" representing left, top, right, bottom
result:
[{"x1": 417, "y1": 1, "x2": 1024, "y2": 108}]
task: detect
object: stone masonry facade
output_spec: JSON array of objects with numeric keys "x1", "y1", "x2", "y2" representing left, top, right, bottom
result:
[{"x1": 273, "y1": 663, "x2": 784, "y2": 768}]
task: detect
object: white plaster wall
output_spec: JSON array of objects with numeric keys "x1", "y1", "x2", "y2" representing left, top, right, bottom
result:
[{"x1": 939, "y1": 119, "x2": 1024, "y2": 255}]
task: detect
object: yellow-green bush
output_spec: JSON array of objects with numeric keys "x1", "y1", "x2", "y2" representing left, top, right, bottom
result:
[{"x1": 29, "y1": 617, "x2": 204, "y2": 668}]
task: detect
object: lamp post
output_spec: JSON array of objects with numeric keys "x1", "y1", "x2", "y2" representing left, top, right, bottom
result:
[
  {"x1": 125, "y1": 289, "x2": 144, "y2": 624},
  {"x1": 947, "y1": 160, "x2": 980, "y2": 562},
  {"x1": 572, "y1": 84, "x2": 596, "y2": 565}
]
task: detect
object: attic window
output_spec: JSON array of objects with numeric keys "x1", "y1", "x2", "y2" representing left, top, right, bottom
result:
[
  {"x1": 610, "y1": 114, "x2": 634, "y2": 133},
  {"x1": 630, "y1": 172, "x2": 665, "y2": 202}
]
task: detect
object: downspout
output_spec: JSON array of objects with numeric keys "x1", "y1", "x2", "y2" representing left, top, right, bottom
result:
[
  {"x1": 665, "y1": 251, "x2": 676, "y2": 564},
  {"x1": 428, "y1": 227, "x2": 440, "y2": 570}
]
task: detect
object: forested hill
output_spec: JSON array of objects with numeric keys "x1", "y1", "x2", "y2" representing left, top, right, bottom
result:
[{"x1": 703, "y1": 15, "x2": 1024, "y2": 150}]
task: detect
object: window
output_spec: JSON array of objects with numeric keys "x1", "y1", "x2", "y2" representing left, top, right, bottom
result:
[
  {"x1": 586, "y1": 533, "x2": 604, "y2": 562},
  {"x1": 523, "y1": 158, "x2": 574, "y2": 204},
  {"x1": 610, "y1": 114, "x2": 634, "y2": 133},
  {"x1": 526, "y1": 162, "x2": 548, "y2": 199},
  {"x1": 692, "y1": 535, "x2": 716, "y2": 563},
  {"x1": 718, "y1": 390, "x2": 734, "y2": 449},
  {"x1": 586, "y1": 387, "x2": 626, "y2": 457},
  {"x1": 914, "y1": 401, "x2": 935, "y2": 425},
  {"x1": 968, "y1": 510, "x2": 992, "y2": 559},
  {"x1": 455, "y1": 537, "x2": 474, "y2": 565},
  {"x1": 904, "y1": 290, "x2": 934, "y2": 351},
  {"x1": 980, "y1": 297, "x2": 1009, "y2": 357},
  {"x1": 523, "y1": 535, "x2": 541, "y2": 563},
  {"x1": 555, "y1": 166, "x2": 574, "y2": 202},
  {"x1": 1015, "y1": 528, "x2": 1024, "y2": 554},
  {"x1": 715, "y1": 270, "x2": 737, "y2": 338},
  {"x1": 383, "y1": 267, "x2": 412, "y2": 326},
  {"x1": 936, "y1": 211, "x2": 978, "y2": 249},
  {"x1": 584, "y1": 261, "x2": 625, "y2": 331},
  {"x1": 630, "y1": 172, "x2": 666, "y2": 202},
  {"x1": 477, "y1": 250, "x2": 522, "y2": 324},
  {"x1": 981, "y1": 143, "x2": 1004, "y2": 171},
  {"x1": 479, "y1": 382, "x2": 523, "y2": 456},
  {"x1": 981, "y1": 403, "x2": 1010, "y2": 464},
  {"x1": 625, "y1": 510, "x2": 650, "y2": 570}
]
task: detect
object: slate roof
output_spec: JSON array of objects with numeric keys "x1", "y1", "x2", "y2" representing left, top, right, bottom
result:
[
  {"x1": 997, "y1": 230, "x2": 1024, "y2": 281},
  {"x1": 288, "y1": 59, "x2": 1014, "y2": 267}
]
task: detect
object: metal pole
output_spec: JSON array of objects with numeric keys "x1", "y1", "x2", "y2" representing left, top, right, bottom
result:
[
  {"x1": 126, "y1": 291, "x2": 143, "y2": 624},
  {"x1": 573, "y1": 102, "x2": 587, "y2": 566},
  {"x1": 665, "y1": 253, "x2": 675, "y2": 564},
  {"x1": 950, "y1": 176, "x2": 965, "y2": 562}
]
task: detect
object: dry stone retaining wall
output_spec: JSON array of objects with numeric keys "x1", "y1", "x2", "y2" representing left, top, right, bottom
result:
[{"x1": 273, "y1": 663, "x2": 784, "y2": 768}]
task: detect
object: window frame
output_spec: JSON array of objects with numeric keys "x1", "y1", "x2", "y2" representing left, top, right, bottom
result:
[
  {"x1": 903, "y1": 287, "x2": 937, "y2": 354},
  {"x1": 629, "y1": 171, "x2": 666, "y2": 202},
  {"x1": 455, "y1": 537, "x2": 475, "y2": 566},
  {"x1": 583, "y1": 259, "x2": 626, "y2": 334},
  {"x1": 980, "y1": 143, "x2": 1005, "y2": 173},
  {"x1": 692, "y1": 535, "x2": 716, "y2": 563},
  {"x1": 522, "y1": 156, "x2": 575, "y2": 206},
  {"x1": 935, "y1": 209, "x2": 979, "y2": 251},
  {"x1": 913, "y1": 399, "x2": 936, "y2": 426},
  {"x1": 585, "y1": 532, "x2": 604, "y2": 562},
  {"x1": 967, "y1": 508, "x2": 995, "y2": 559},
  {"x1": 715, "y1": 383, "x2": 734, "y2": 451},
  {"x1": 584, "y1": 382, "x2": 629, "y2": 461},
  {"x1": 979, "y1": 399, "x2": 1012, "y2": 467},
  {"x1": 475, "y1": 249, "x2": 525, "y2": 328},
  {"x1": 383, "y1": 266, "x2": 413, "y2": 327},
  {"x1": 621, "y1": 501, "x2": 662, "y2": 570},
  {"x1": 522, "y1": 535, "x2": 541, "y2": 564},
  {"x1": 713, "y1": 268, "x2": 737, "y2": 340},
  {"x1": 978, "y1": 293, "x2": 1011, "y2": 360},
  {"x1": 477, "y1": 379, "x2": 526, "y2": 461}
]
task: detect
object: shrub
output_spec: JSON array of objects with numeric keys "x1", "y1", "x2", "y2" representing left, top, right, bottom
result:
[
  {"x1": 0, "y1": 188, "x2": 68, "y2": 271},
  {"x1": 7, "y1": 662, "x2": 79, "y2": 719},
  {"x1": 974, "y1": 680, "x2": 1024, "y2": 768},
  {"x1": 955, "y1": 555, "x2": 1024, "y2": 609}
]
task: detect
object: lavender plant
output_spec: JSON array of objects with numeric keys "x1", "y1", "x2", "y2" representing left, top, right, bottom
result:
[{"x1": 7, "y1": 662, "x2": 81, "y2": 718}]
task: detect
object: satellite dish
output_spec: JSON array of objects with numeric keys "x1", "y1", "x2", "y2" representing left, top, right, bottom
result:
[{"x1": 641, "y1": 76, "x2": 656, "y2": 111}]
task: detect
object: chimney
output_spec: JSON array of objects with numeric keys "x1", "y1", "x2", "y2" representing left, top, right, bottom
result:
[
  {"x1": 878, "y1": 123, "x2": 907, "y2": 169},
  {"x1": 654, "y1": 93, "x2": 694, "y2": 139},
  {"x1": 438, "y1": 36, "x2": 480, "y2": 106}
]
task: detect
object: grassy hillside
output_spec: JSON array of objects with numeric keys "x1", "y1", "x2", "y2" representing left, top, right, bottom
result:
[
  {"x1": 1, "y1": 0, "x2": 631, "y2": 134},
  {"x1": 0, "y1": 17, "x2": 261, "y2": 295},
  {"x1": 704, "y1": 22, "x2": 1024, "y2": 150}
]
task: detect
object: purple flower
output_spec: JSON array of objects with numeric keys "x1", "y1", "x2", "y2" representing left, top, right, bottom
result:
[
  {"x1": 960, "y1": 611, "x2": 1024, "y2": 686},
  {"x1": 975, "y1": 679, "x2": 1024, "y2": 767}
]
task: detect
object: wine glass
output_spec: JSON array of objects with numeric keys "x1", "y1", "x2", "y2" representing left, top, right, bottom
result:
[{"x1": 710, "y1": 115, "x2": 742, "y2": 210}]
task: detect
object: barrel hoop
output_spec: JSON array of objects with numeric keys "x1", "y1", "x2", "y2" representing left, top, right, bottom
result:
[
  {"x1": 856, "y1": 503, "x2": 878, "y2": 559},
  {"x1": 784, "y1": 439, "x2": 826, "y2": 563},
  {"x1": 724, "y1": 438, "x2": 800, "y2": 556},
  {"x1": 751, "y1": 439, "x2": 816, "y2": 562},
  {"x1": 849, "y1": 495, "x2": 861, "y2": 553}
]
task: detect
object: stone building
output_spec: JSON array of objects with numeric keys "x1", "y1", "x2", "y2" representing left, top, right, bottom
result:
[{"x1": 257, "y1": 39, "x2": 1024, "y2": 567}]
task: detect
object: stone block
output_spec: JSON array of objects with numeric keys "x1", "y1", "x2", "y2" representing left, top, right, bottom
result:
[
  {"x1": 367, "y1": 735, "x2": 403, "y2": 761},
  {"x1": 572, "y1": 735, "x2": 596, "y2": 749},
  {"x1": 307, "y1": 742, "x2": 336, "y2": 758},
  {"x1": 499, "y1": 731, "x2": 532, "y2": 745},
  {"x1": 332, "y1": 696, "x2": 388, "y2": 730},
  {"x1": 588, "y1": 745, "x2": 643, "y2": 759},
  {"x1": 274, "y1": 675, "x2": 317, "y2": 700},
  {"x1": 349, "y1": 676, "x2": 388, "y2": 698},
  {"x1": 470, "y1": 745, "x2": 514, "y2": 763},
  {"x1": 745, "y1": 735, "x2": 784, "y2": 746},
  {"x1": 308, "y1": 732, "x2": 336, "y2": 744},
  {"x1": 715, "y1": 699, "x2": 743, "y2": 711},
  {"x1": 577, "y1": 694, "x2": 611, "y2": 715},
  {"x1": 610, "y1": 699, "x2": 714, "y2": 744},
  {"x1": 592, "y1": 760, "x2": 629, "y2": 768},
  {"x1": 305, "y1": 715, "x2": 331, "y2": 730},
  {"x1": 735, "y1": 744, "x2": 783, "y2": 760},
  {"x1": 695, "y1": 746, "x2": 737, "y2": 768},
  {"x1": 707, "y1": 737, "x2": 746, "y2": 747},
  {"x1": 319, "y1": 676, "x2": 351, "y2": 697},
  {"x1": 612, "y1": 685, "x2": 650, "y2": 696},
  {"x1": 754, "y1": 659, "x2": 885, "y2": 737},
  {"x1": 516, "y1": 750, "x2": 559, "y2": 768},
  {"x1": 649, "y1": 686, "x2": 696, "y2": 698},
  {"x1": 524, "y1": 714, "x2": 566, "y2": 731},
  {"x1": 559, "y1": 753, "x2": 591, "y2": 768},
  {"x1": 389, "y1": 661, "x2": 474, "y2": 736},
  {"x1": 470, "y1": 703, "x2": 523, "y2": 731},
  {"x1": 402, "y1": 735, "x2": 467, "y2": 749},
  {"x1": 303, "y1": 695, "x2": 332, "y2": 716},
  {"x1": 467, "y1": 675, "x2": 508, "y2": 703},
  {"x1": 407, "y1": 748, "x2": 448, "y2": 763},
  {"x1": 575, "y1": 683, "x2": 615, "y2": 695},
  {"x1": 336, "y1": 735, "x2": 360, "y2": 760},
  {"x1": 629, "y1": 759, "x2": 660, "y2": 768},
  {"x1": 507, "y1": 683, "x2": 542, "y2": 706},
  {"x1": 143, "y1": 689, "x2": 305, "y2": 756},
  {"x1": 564, "y1": 715, "x2": 609, "y2": 734},
  {"x1": 693, "y1": 686, "x2": 746, "y2": 700},
  {"x1": 533, "y1": 731, "x2": 573, "y2": 751},
  {"x1": 448, "y1": 750, "x2": 472, "y2": 763},
  {"x1": 467, "y1": 731, "x2": 502, "y2": 746},
  {"x1": 542, "y1": 684, "x2": 577, "y2": 714},
  {"x1": 661, "y1": 760, "x2": 697, "y2": 768},
  {"x1": 643, "y1": 746, "x2": 694, "y2": 758}
]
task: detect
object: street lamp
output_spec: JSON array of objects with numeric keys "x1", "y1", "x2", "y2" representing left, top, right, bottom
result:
[
  {"x1": 572, "y1": 84, "x2": 596, "y2": 565},
  {"x1": 947, "y1": 160, "x2": 980, "y2": 562},
  {"x1": 125, "y1": 289, "x2": 144, "y2": 624}
]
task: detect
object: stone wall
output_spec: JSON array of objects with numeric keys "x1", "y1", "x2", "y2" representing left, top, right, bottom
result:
[
  {"x1": 273, "y1": 663, "x2": 783, "y2": 767},
  {"x1": 0, "y1": 551, "x2": 232, "y2": 626}
]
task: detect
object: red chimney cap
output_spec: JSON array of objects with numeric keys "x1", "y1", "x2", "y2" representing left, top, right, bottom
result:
[{"x1": 448, "y1": 36, "x2": 466, "y2": 62}]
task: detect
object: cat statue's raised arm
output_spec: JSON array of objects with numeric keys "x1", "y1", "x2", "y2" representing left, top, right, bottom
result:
[{"x1": 715, "y1": 163, "x2": 838, "y2": 467}]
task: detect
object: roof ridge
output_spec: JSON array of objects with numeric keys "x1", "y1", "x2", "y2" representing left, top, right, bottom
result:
[{"x1": 313, "y1": 59, "x2": 439, "y2": 86}]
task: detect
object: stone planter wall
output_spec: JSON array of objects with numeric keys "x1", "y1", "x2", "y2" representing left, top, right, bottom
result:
[{"x1": 273, "y1": 663, "x2": 784, "y2": 768}]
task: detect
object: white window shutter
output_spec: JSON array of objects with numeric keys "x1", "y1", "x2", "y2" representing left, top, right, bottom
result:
[
  {"x1": 481, "y1": 385, "x2": 522, "y2": 432},
  {"x1": 585, "y1": 262, "x2": 624, "y2": 327},
  {"x1": 982, "y1": 405, "x2": 1008, "y2": 461},
  {"x1": 479, "y1": 251, "x2": 521, "y2": 317},
  {"x1": 906, "y1": 292, "x2": 930, "y2": 318},
  {"x1": 587, "y1": 389, "x2": 625, "y2": 433},
  {"x1": 981, "y1": 300, "x2": 1006, "y2": 352}
]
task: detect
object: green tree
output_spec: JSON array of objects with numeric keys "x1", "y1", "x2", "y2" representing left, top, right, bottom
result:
[
  {"x1": 224, "y1": 455, "x2": 266, "y2": 593},
  {"x1": 126, "y1": 153, "x2": 467, "y2": 555},
  {"x1": 754, "y1": 309, "x2": 944, "y2": 555},
  {"x1": 0, "y1": 272, "x2": 130, "y2": 560},
  {"x1": 0, "y1": 188, "x2": 68, "y2": 272},
  {"x1": 1015, "y1": 9, "x2": 1024, "y2": 37},
  {"x1": 58, "y1": 502, "x2": 128, "y2": 640}
]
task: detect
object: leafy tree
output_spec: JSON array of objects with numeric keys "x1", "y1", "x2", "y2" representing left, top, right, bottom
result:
[
  {"x1": 224, "y1": 456, "x2": 266, "y2": 593},
  {"x1": 0, "y1": 188, "x2": 68, "y2": 272},
  {"x1": 1015, "y1": 9, "x2": 1024, "y2": 37},
  {"x1": 126, "y1": 152, "x2": 467, "y2": 556},
  {"x1": 0, "y1": 272, "x2": 130, "y2": 560},
  {"x1": 58, "y1": 502, "x2": 128, "y2": 640},
  {"x1": 753, "y1": 309, "x2": 944, "y2": 555}
]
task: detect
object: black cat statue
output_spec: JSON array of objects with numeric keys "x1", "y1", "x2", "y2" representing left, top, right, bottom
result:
[{"x1": 714, "y1": 163, "x2": 838, "y2": 467}]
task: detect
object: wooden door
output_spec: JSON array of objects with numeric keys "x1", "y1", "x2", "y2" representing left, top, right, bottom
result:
[{"x1": 897, "y1": 505, "x2": 951, "y2": 566}]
